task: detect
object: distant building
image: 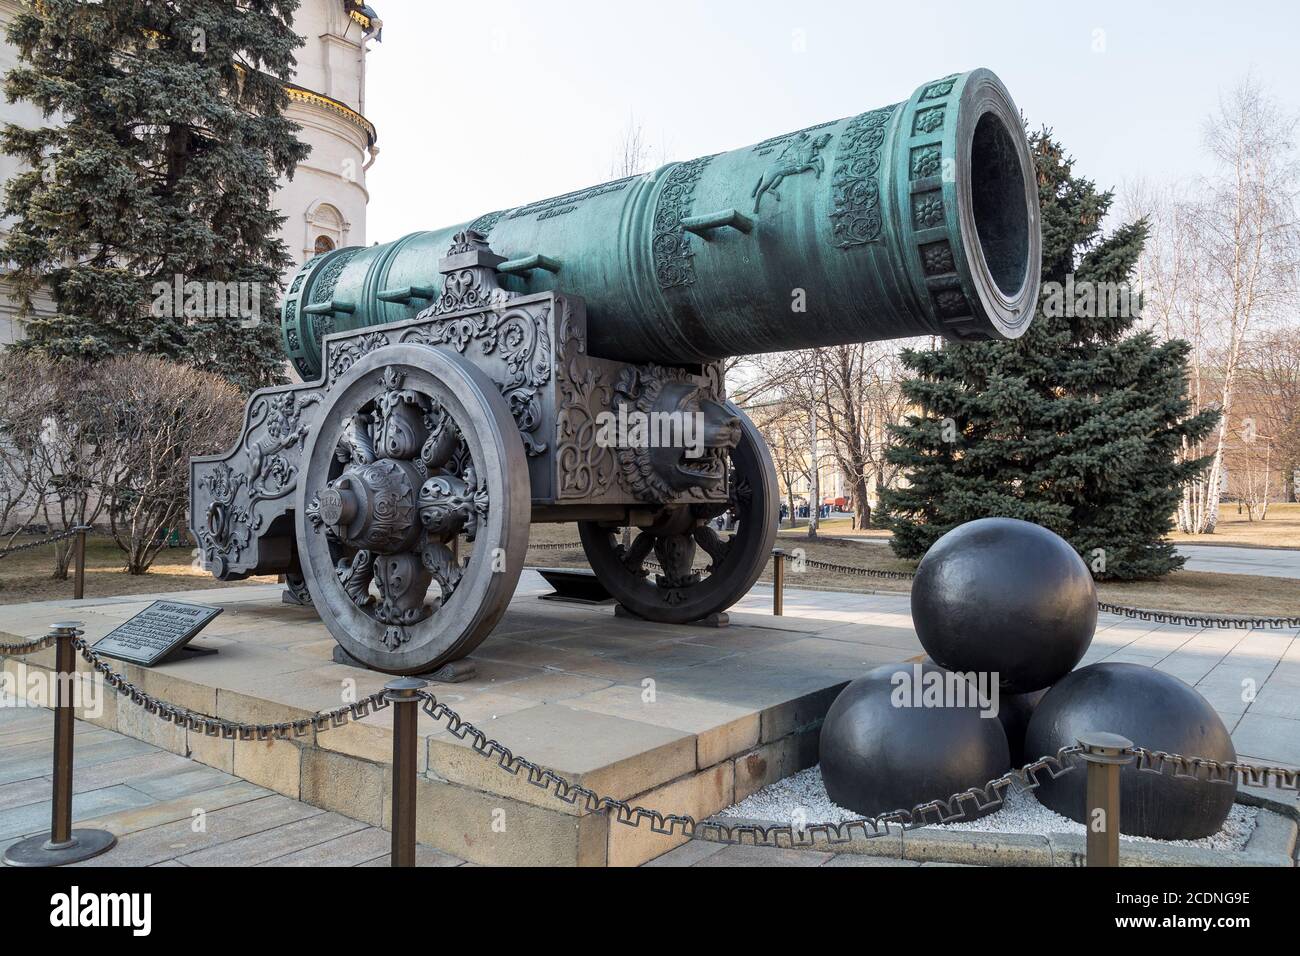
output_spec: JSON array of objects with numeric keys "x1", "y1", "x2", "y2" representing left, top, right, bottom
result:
[{"x1": 0, "y1": 0, "x2": 380, "y2": 345}]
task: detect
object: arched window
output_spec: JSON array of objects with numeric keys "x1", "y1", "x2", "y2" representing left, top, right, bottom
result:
[{"x1": 305, "y1": 201, "x2": 347, "y2": 260}]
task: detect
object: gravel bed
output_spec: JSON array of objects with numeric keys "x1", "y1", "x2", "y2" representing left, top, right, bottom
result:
[{"x1": 717, "y1": 765, "x2": 1257, "y2": 851}]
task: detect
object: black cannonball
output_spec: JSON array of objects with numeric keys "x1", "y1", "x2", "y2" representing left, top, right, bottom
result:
[
  {"x1": 1025, "y1": 662, "x2": 1237, "y2": 839},
  {"x1": 820, "y1": 663, "x2": 1010, "y2": 819},
  {"x1": 911, "y1": 517, "x2": 1097, "y2": 694},
  {"x1": 996, "y1": 687, "x2": 1048, "y2": 768}
]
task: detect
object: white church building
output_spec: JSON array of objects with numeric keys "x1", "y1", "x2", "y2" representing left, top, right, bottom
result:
[{"x1": 0, "y1": 0, "x2": 379, "y2": 345}]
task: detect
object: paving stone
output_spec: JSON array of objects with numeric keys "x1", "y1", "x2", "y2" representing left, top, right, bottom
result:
[
  {"x1": 1233, "y1": 713, "x2": 1300, "y2": 766},
  {"x1": 602, "y1": 641, "x2": 744, "y2": 671},
  {"x1": 0, "y1": 783, "x2": 155, "y2": 840},
  {"x1": 232, "y1": 736, "x2": 303, "y2": 799},
  {"x1": 402, "y1": 774, "x2": 606, "y2": 866},
  {"x1": 607, "y1": 762, "x2": 734, "y2": 867},
  {"x1": 355, "y1": 844, "x2": 465, "y2": 867},
  {"x1": 820, "y1": 854, "x2": 920, "y2": 866},
  {"x1": 1247, "y1": 685, "x2": 1300, "y2": 721},
  {"x1": 76, "y1": 780, "x2": 270, "y2": 835},
  {"x1": 486, "y1": 670, "x2": 613, "y2": 703},
  {"x1": 642, "y1": 839, "x2": 728, "y2": 867},
  {"x1": 115, "y1": 696, "x2": 186, "y2": 754},
  {"x1": 691, "y1": 843, "x2": 830, "y2": 867},
  {"x1": 0, "y1": 777, "x2": 51, "y2": 812},
  {"x1": 299, "y1": 745, "x2": 386, "y2": 825},
  {"x1": 427, "y1": 704, "x2": 695, "y2": 808},
  {"x1": 733, "y1": 728, "x2": 820, "y2": 803},
  {"x1": 0, "y1": 735, "x2": 156, "y2": 785},
  {"x1": 1154, "y1": 654, "x2": 1221, "y2": 685},
  {"x1": 468, "y1": 638, "x2": 670, "y2": 683},
  {"x1": 1241, "y1": 807, "x2": 1297, "y2": 864},
  {"x1": 759, "y1": 684, "x2": 846, "y2": 743},
  {"x1": 129, "y1": 765, "x2": 240, "y2": 801},
  {"x1": 175, "y1": 807, "x2": 365, "y2": 866},
  {"x1": 186, "y1": 728, "x2": 235, "y2": 773},
  {"x1": 901, "y1": 828, "x2": 1052, "y2": 866},
  {"x1": 1195, "y1": 675, "x2": 1259, "y2": 713},
  {"x1": 564, "y1": 684, "x2": 760, "y2": 768},
  {"x1": 257, "y1": 825, "x2": 390, "y2": 866}
]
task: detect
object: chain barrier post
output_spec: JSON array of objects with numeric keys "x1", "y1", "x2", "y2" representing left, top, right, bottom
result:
[
  {"x1": 3, "y1": 622, "x2": 117, "y2": 867},
  {"x1": 772, "y1": 548, "x2": 785, "y2": 616},
  {"x1": 1077, "y1": 732, "x2": 1134, "y2": 867},
  {"x1": 386, "y1": 677, "x2": 428, "y2": 867},
  {"x1": 73, "y1": 526, "x2": 89, "y2": 600}
]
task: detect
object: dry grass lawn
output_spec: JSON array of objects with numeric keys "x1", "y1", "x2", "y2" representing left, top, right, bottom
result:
[
  {"x1": 1168, "y1": 502, "x2": 1300, "y2": 550},
  {"x1": 4, "y1": 520, "x2": 1296, "y2": 618}
]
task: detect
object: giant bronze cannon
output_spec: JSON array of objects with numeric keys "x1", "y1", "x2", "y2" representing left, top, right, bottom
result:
[{"x1": 191, "y1": 68, "x2": 1040, "y2": 674}]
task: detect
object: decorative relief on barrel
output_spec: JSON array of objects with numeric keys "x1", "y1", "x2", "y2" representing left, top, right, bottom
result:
[
  {"x1": 829, "y1": 104, "x2": 898, "y2": 247},
  {"x1": 508, "y1": 177, "x2": 634, "y2": 223},
  {"x1": 311, "y1": 248, "x2": 358, "y2": 305},
  {"x1": 933, "y1": 287, "x2": 971, "y2": 320},
  {"x1": 910, "y1": 145, "x2": 942, "y2": 179},
  {"x1": 751, "y1": 132, "x2": 833, "y2": 213},
  {"x1": 920, "y1": 75, "x2": 959, "y2": 101},
  {"x1": 751, "y1": 120, "x2": 836, "y2": 156},
  {"x1": 913, "y1": 107, "x2": 945, "y2": 135},
  {"x1": 920, "y1": 241, "x2": 955, "y2": 276},
  {"x1": 467, "y1": 209, "x2": 506, "y2": 237},
  {"x1": 912, "y1": 192, "x2": 945, "y2": 229},
  {"x1": 652, "y1": 156, "x2": 716, "y2": 289}
]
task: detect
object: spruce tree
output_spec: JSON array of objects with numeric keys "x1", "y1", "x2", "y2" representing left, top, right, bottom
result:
[
  {"x1": 881, "y1": 128, "x2": 1218, "y2": 579},
  {"x1": 1, "y1": 0, "x2": 308, "y2": 392}
]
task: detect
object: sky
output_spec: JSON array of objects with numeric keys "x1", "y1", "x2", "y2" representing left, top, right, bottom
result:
[{"x1": 361, "y1": 0, "x2": 1300, "y2": 245}]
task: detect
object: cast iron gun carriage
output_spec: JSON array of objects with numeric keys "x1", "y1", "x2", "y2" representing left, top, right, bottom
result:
[{"x1": 190, "y1": 69, "x2": 1041, "y2": 674}]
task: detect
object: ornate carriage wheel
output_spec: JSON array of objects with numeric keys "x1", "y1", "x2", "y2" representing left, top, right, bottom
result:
[
  {"x1": 295, "y1": 344, "x2": 530, "y2": 674},
  {"x1": 578, "y1": 403, "x2": 778, "y2": 623}
]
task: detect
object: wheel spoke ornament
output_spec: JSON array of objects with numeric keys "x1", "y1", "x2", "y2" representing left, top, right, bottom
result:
[
  {"x1": 296, "y1": 344, "x2": 529, "y2": 674},
  {"x1": 578, "y1": 402, "x2": 778, "y2": 623}
]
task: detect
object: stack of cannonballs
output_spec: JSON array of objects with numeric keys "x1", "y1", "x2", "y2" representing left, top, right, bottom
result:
[{"x1": 819, "y1": 517, "x2": 1237, "y2": 839}]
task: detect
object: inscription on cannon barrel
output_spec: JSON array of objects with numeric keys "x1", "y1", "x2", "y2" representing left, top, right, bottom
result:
[{"x1": 92, "y1": 600, "x2": 223, "y2": 666}]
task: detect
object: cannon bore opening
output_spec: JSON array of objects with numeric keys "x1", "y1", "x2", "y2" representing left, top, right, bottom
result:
[{"x1": 970, "y1": 111, "x2": 1031, "y2": 298}]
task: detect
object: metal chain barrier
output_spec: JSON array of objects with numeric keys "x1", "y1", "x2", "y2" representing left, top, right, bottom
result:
[
  {"x1": 777, "y1": 552, "x2": 1300, "y2": 629},
  {"x1": 0, "y1": 633, "x2": 58, "y2": 656},
  {"x1": 1095, "y1": 601, "x2": 1300, "y2": 631},
  {"x1": 1131, "y1": 747, "x2": 1300, "y2": 791},
  {"x1": 415, "y1": 688, "x2": 1299, "y2": 852},
  {"x1": 521, "y1": 539, "x2": 1300, "y2": 629},
  {"x1": 9, "y1": 623, "x2": 1298, "y2": 866},
  {"x1": 0, "y1": 526, "x2": 87, "y2": 561},
  {"x1": 70, "y1": 636, "x2": 390, "y2": 740},
  {"x1": 417, "y1": 686, "x2": 1084, "y2": 845}
]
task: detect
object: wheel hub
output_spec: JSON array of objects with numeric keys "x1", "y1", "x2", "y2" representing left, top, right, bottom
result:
[{"x1": 319, "y1": 458, "x2": 424, "y2": 554}]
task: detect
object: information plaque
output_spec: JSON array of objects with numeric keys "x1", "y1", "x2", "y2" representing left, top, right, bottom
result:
[{"x1": 91, "y1": 600, "x2": 222, "y2": 666}]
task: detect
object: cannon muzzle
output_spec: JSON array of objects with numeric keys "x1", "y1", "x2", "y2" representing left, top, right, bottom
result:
[{"x1": 282, "y1": 68, "x2": 1039, "y2": 377}]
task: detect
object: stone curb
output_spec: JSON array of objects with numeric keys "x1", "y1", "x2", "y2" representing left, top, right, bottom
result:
[{"x1": 706, "y1": 801, "x2": 1297, "y2": 867}]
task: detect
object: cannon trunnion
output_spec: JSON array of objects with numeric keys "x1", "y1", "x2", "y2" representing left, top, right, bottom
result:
[{"x1": 192, "y1": 68, "x2": 1040, "y2": 674}]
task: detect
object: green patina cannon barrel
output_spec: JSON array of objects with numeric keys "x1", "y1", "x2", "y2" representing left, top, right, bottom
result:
[{"x1": 282, "y1": 68, "x2": 1039, "y2": 378}]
